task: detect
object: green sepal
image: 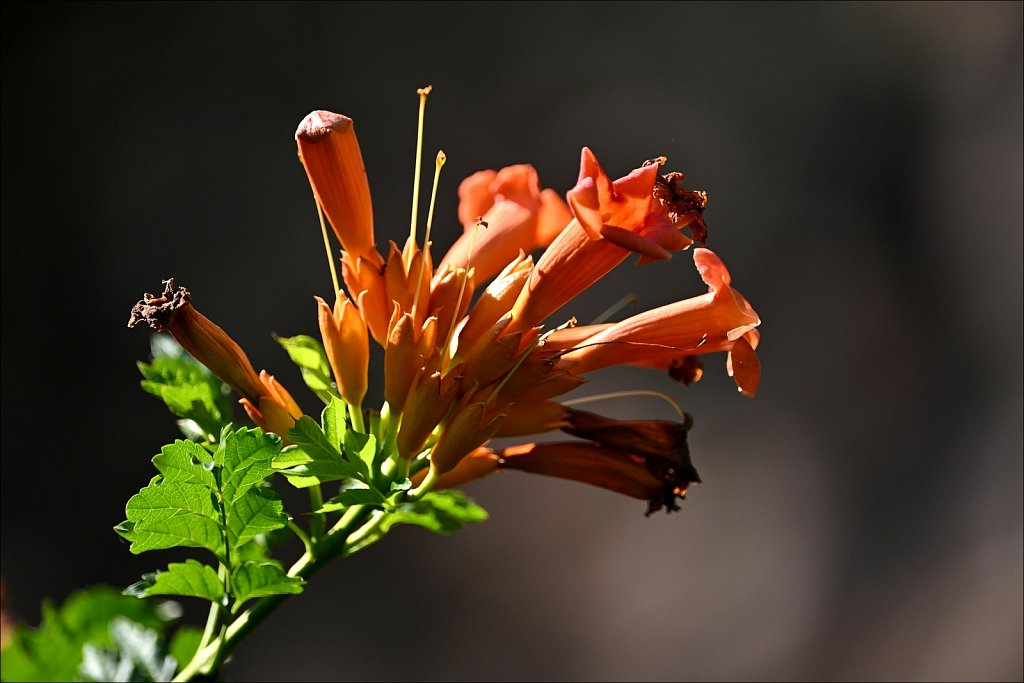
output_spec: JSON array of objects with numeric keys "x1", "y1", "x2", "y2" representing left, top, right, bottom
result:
[
  {"x1": 231, "y1": 562, "x2": 305, "y2": 606},
  {"x1": 275, "y1": 334, "x2": 338, "y2": 404},
  {"x1": 124, "y1": 560, "x2": 224, "y2": 603}
]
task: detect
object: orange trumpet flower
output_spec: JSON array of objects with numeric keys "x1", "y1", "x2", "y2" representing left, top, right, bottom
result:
[{"x1": 556, "y1": 248, "x2": 761, "y2": 396}]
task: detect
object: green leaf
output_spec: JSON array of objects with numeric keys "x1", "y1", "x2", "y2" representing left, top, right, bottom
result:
[
  {"x1": 275, "y1": 334, "x2": 337, "y2": 404},
  {"x1": 382, "y1": 490, "x2": 489, "y2": 536},
  {"x1": 151, "y1": 441, "x2": 216, "y2": 487},
  {"x1": 318, "y1": 483, "x2": 387, "y2": 512},
  {"x1": 342, "y1": 429, "x2": 377, "y2": 480},
  {"x1": 119, "y1": 480, "x2": 224, "y2": 557},
  {"x1": 79, "y1": 618, "x2": 176, "y2": 682},
  {"x1": 274, "y1": 415, "x2": 361, "y2": 487},
  {"x1": 215, "y1": 427, "x2": 282, "y2": 503},
  {"x1": 138, "y1": 340, "x2": 233, "y2": 441},
  {"x1": 0, "y1": 586, "x2": 167, "y2": 683},
  {"x1": 124, "y1": 560, "x2": 224, "y2": 602},
  {"x1": 226, "y1": 487, "x2": 288, "y2": 550},
  {"x1": 117, "y1": 430, "x2": 286, "y2": 563},
  {"x1": 321, "y1": 398, "x2": 347, "y2": 449},
  {"x1": 231, "y1": 562, "x2": 305, "y2": 605}
]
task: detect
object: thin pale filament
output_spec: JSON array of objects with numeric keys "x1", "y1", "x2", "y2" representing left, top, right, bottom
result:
[
  {"x1": 408, "y1": 85, "x2": 433, "y2": 263},
  {"x1": 412, "y1": 150, "x2": 446, "y2": 318},
  {"x1": 315, "y1": 197, "x2": 341, "y2": 300},
  {"x1": 563, "y1": 390, "x2": 687, "y2": 420},
  {"x1": 591, "y1": 293, "x2": 639, "y2": 324}
]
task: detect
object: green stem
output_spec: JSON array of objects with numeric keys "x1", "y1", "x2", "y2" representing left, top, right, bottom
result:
[
  {"x1": 308, "y1": 485, "x2": 325, "y2": 546},
  {"x1": 173, "y1": 505, "x2": 375, "y2": 682},
  {"x1": 195, "y1": 597, "x2": 221, "y2": 652},
  {"x1": 347, "y1": 402, "x2": 365, "y2": 433},
  {"x1": 287, "y1": 520, "x2": 313, "y2": 557}
]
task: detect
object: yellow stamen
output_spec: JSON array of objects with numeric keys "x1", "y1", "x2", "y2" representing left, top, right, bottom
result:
[
  {"x1": 564, "y1": 390, "x2": 687, "y2": 420},
  {"x1": 441, "y1": 219, "x2": 484, "y2": 371},
  {"x1": 408, "y1": 85, "x2": 433, "y2": 263},
  {"x1": 412, "y1": 150, "x2": 446, "y2": 318},
  {"x1": 314, "y1": 197, "x2": 341, "y2": 301}
]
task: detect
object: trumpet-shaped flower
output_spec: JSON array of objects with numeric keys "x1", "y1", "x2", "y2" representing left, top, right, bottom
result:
[
  {"x1": 508, "y1": 148, "x2": 706, "y2": 333},
  {"x1": 556, "y1": 248, "x2": 762, "y2": 395}
]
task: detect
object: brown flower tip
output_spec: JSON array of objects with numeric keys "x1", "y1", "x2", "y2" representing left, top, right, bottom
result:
[
  {"x1": 653, "y1": 170, "x2": 709, "y2": 246},
  {"x1": 127, "y1": 278, "x2": 191, "y2": 331},
  {"x1": 562, "y1": 408, "x2": 700, "y2": 515},
  {"x1": 295, "y1": 110, "x2": 353, "y2": 142}
]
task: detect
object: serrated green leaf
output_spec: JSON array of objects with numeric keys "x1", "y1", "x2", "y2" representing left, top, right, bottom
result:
[
  {"x1": 233, "y1": 531, "x2": 287, "y2": 568},
  {"x1": 119, "y1": 480, "x2": 224, "y2": 557},
  {"x1": 1, "y1": 587, "x2": 166, "y2": 683},
  {"x1": 231, "y1": 562, "x2": 304, "y2": 605},
  {"x1": 151, "y1": 441, "x2": 216, "y2": 488},
  {"x1": 381, "y1": 490, "x2": 489, "y2": 536},
  {"x1": 272, "y1": 444, "x2": 312, "y2": 468},
  {"x1": 119, "y1": 430, "x2": 286, "y2": 564},
  {"x1": 285, "y1": 416, "x2": 345, "y2": 462},
  {"x1": 275, "y1": 334, "x2": 337, "y2": 404},
  {"x1": 342, "y1": 430, "x2": 377, "y2": 479},
  {"x1": 318, "y1": 484, "x2": 387, "y2": 512},
  {"x1": 321, "y1": 398, "x2": 347, "y2": 448},
  {"x1": 226, "y1": 487, "x2": 288, "y2": 550},
  {"x1": 215, "y1": 427, "x2": 282, "y2": 503},
  {"x1": 125, "y1": 560, "x2": 224, "y2": 602},
  {"x1": 274, "y1": 415, "x2": 361, "y2": 486}
]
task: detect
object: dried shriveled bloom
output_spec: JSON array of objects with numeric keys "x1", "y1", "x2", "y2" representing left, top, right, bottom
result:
[{"x1": 128, "y1": 280, "x2": 300, "y2": 437}]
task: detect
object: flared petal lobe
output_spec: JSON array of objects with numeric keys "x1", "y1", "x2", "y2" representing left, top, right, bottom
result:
[
  {"x1": 508, "y1": 149, "x2": 704, "y2": 332},
  {"x1": 439, "y1": 164, "x2": 572, "y2": 284}
]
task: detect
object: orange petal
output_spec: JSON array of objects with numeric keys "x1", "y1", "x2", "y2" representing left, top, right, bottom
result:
[
  {"x1": 726, "y1": 333, "x2": 761, "y2": 397},
  {"x1": 295, "y1": 111, "x2": 379, "y2": 264}
]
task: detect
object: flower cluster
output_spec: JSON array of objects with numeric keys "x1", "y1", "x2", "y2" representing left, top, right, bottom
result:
[{"x1": 130, "y1": 98, "x2": 760, "y2": 514}]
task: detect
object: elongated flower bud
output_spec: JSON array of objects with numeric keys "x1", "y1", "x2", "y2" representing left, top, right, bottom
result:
[
  {"x1": 296, "y1": 111, "x2": 380, "y2": 265},
  {"x1": 316, "y1": 292, "x2": 369, "y2": 407},
  {"x1": 240, "y1": 371, "x2": 302, "y2": 438},
  {"x1": 429, "y1": 396, "x2": 505, "y2": 474}
]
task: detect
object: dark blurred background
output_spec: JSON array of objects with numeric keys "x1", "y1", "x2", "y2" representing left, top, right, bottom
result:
[{"x1": 2, "y1": 2, "x2": 1021, "y2": 681}]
